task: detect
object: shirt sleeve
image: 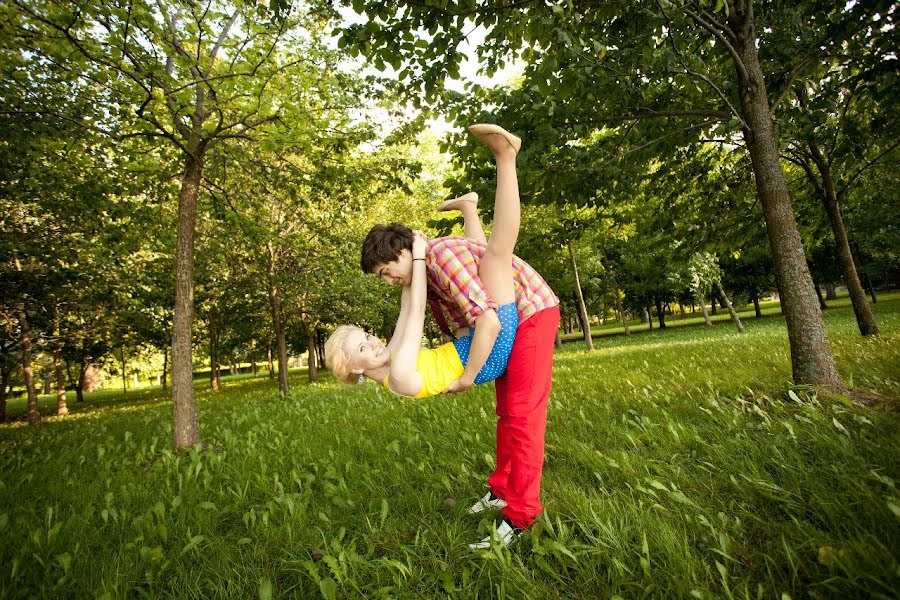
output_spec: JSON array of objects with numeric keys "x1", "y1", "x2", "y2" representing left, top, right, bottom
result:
[{"x1": 431, "y1": 240, "x2": 498, "y2": 327}]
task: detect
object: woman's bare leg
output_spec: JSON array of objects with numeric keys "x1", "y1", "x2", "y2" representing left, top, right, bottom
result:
[
  {"x1": 438, "y1": 192, "x2": 486, "y2": 244},
  {"x1": 468, "y1": 125, "x2": 520, "y2": 306}
]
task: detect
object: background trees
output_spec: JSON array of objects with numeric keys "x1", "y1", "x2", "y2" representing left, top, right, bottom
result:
[
  {"x1": 0, "y1": 1, "x2": 895, "y2": 432},
  {"x1": 340, "y1": 0, "x2": 897, "y2": 389}
]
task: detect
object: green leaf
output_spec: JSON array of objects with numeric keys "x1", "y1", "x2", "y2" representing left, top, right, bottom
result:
[
  {"x1": 319, "y1": 576, "x2": 337, "y2": 600},
  {"x1": 887, "y1": 501, "x2": 900, "y2": 518},
  {"x1": 179, "y1": 535, "x2": 206, "y2": 557},
  {"x1": 258, "y1": 578, "x2": 273, "y2": 600}
]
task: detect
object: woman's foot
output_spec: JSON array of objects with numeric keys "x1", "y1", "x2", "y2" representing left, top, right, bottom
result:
[
  {"x1": 438, "y1": 191, "x2": 478, "y2": 213},
  {"x1": 468, "y1": 124, "x2": 521, "y2": 155}
]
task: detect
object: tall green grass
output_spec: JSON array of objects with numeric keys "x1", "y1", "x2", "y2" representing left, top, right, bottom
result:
[{"x1": 1, "y1": 299, "x2": 898, "y2": 598}]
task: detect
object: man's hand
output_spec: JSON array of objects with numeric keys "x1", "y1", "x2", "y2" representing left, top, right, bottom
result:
[{"x1": 443, "y1": 375, "x2": 474, "y2": 394}]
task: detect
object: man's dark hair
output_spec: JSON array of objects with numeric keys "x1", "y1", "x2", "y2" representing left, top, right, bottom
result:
[{"x1": 361, "y1": 223, "x2": 414, "y2": 274}]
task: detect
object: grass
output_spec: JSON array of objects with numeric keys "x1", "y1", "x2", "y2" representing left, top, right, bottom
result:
[
  {"x1": 1, "y1": 298, "x2": 898, "y2": 598},
  {"x1": 560, "y1": 290, "x2": 895, "y2": 343}
]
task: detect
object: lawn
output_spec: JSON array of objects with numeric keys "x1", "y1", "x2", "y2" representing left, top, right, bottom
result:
[{"x1": 1, "y1": 298, "x2": 898, "y2": 598}]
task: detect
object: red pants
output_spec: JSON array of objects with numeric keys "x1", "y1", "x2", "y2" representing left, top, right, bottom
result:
[{"x1": 488, "y1": 305, "x2": 559, "y2": 529}]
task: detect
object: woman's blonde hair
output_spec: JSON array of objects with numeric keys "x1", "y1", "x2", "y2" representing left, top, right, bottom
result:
[{"x1": 324, "y1": 325, "x2": 365, "y2": 385}]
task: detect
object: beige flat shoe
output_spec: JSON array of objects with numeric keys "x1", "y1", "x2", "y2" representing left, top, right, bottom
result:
[
  {"x1": 468, "y1": 124, "x2": 522, "y2": 154},
  {"x1": 438, "y1": 191, "x2": 478, "y2": 212}
]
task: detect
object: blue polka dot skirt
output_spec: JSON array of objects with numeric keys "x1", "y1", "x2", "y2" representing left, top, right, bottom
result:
[{"x1": 453, "y1": 302, "x2": 519, "y2": 385}]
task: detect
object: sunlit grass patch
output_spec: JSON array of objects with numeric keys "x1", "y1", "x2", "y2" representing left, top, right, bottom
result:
[{"x1": 1, "y1": 299, "x2": 898, "y2": 598}]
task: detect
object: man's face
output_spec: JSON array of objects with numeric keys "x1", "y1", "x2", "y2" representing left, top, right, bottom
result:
[
  {"x1": 372, "y1": 249, "x2": 413, "y2": 286},
  {"x1": 343, "y1": 329, "x2": 389, "y2": 374}
]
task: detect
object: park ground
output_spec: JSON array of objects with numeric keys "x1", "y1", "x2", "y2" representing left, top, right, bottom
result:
[{"x1": 1, "y1": 294, "x2": 898, "y2": 598}]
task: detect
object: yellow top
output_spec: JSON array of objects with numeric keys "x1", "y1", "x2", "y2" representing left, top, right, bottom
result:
[{"x1": 383, "y1": 342, "x2": 464, "y2": 399}]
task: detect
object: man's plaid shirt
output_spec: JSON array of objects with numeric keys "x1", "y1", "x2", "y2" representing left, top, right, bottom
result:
[{"x1": 425, "y1": 237, "x2": 559, "y2": 335}]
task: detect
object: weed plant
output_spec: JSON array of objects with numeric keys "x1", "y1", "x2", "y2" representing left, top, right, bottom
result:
[{"x1": 1, "y1": 299, "x2": 898, "y2": 598}]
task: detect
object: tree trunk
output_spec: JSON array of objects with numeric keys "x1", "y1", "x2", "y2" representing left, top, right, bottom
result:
[
  {"x1": 120, "y1": 346, "x2": 127, "y2": 395},
  {"x1": 76, "y1": 357, "x2": 87, "y2": 403},
  {"x1": 251, "y1": 355, "x2": 257, "y2": 376},
  {"x1": 641, "y1": 307, "x2": 649, "y2": 325},
  {"x1": 554, "y1": 329, "x2": 562, "y2": 348},
  {"x1": 18, "y1": 304, "x2": 39, "y2": 424},
  {"x1": 317, "y1": 329, "x2": 327, "y2": 370},
  {"x1": 172, "y1": 151, "x2": 204, "y2": 450},
  {"x1": 53, "y1": 304, "x2": 67, "y2": 416},
  {"x1": 0, "y1": 365, "x2": 11, "y2": 422},
  {"x1": 654, "y1": 296, "x2": 667, "y2": 329},
  {"x1": 305, "y1": 323, "x2": 318, "y2": 383},
  {"x1": 861, "y1": 270, "x2": 877, "y2": 303},
  {"x1": 807, "y1": 145, "x2": 878, "y2": 335},
  {"x1": 824, "y1": 283, "x2": 837, "y2": 301},
  {"x1": 614, "y1": 287, "x2": 630, "y2": 335},
  {"x1": 162, "y1": 347, "x2": 168, "y2": 390},
  {"x1": 813, "y1": 278, "x2": 827, "y2": 310},
  {"x1": 729, "y1": 3, "x2": 841, "y2": 388},
  {"x1": 699, "y1": 295, "x2": 712, "y2": 326},
  {"x1": 753, "y1": 295, "x2": 762, "y2": 318},
  {"x1": 716, "y1": 282, "x2": 744, "y2": 334},
  {"x1": 267, "y1": 340, "x2": 274, "y2": 379},
  {"x1": 568, "y1": 244, "x2": 594, "y2": 350},
  {"x1": 267, "y1": 281, "x2": 290, "y2": 396},
  {"x1": 710, "y1": 295, "x2": 718, "y2": 315},
  {"x1": 276, "y1": 325, "x2": 289, "y2": 394},
  {"x1": 209, "y1": 318, "x2": 220, "y2": 392}
]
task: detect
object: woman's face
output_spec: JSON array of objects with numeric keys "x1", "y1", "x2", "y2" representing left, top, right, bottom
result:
[{"x1": 344, "y1": 329, "x2": 389, "y2": 373}]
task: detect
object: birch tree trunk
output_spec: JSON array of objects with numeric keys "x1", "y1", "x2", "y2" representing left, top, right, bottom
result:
[
  {"x1": 567, "y1": 243, "x2": 594, "y2": 349},
  {"x1": 716, "y1": 282, "x2": 744, "y2": 334},
  {"x1": 699, "y1": 295, "x2": 712, "y2": 326},
  {"x1": 53, "y1": 303, "x2": 67, "y2": 416},
  {"x1": 305, "y1": 323, "x2": 318, "y2": 383},
  {"x1": 614, "y1": 287, "x2": 630, "y2": 335},
  {"x1": 18, "y1": 304, "x2": 39, "y2": 424}
]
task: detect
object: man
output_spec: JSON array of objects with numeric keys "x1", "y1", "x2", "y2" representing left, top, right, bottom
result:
[{"x1": 360, "y1": 126, "x2": 560, "y2": 549}]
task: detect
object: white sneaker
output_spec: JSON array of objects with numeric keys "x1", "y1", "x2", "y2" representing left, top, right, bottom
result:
[
  {"x1": 468, "y1": 519, "x2": 518, "y2": 551},
  {"x1": 467, "y1": 491, "x2": 507, "y2": 514}
]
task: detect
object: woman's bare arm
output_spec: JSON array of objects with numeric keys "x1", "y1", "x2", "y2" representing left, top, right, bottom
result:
[
  {"x1": 386, "y1": 284, "x2": 412, "y2": 355},
  {"x1": 388, "y1": 232, "x2": 428, "y2": 395}
]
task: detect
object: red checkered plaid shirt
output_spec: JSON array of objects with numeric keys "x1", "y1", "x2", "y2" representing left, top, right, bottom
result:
[{"x1": 425, "y1": 237, "x2": 559, "y2": 335}]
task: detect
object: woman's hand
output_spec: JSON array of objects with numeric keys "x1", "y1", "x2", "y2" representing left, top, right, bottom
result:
[
  {"x1": 442, "y1": 374, "x2": 474, "y2": 394},
  {"x1": 412, "y1": 230, "x2": 428, "y2": 260}
]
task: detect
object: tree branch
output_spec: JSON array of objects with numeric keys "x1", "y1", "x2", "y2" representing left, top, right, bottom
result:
[
  {"x1": 837, "y1": 138, "x2": 900, "y2": 200},
  {"x1": 680, "y1": 4, "x2": 749, "y2": 84}
]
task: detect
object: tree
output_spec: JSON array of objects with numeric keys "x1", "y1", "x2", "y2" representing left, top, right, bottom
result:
[
  {"x1": 338, "y1": 0, "x2": 893, "y2": 389},
  {"x1": 568, "y1": 241, "x2": 594, "y2": 349},
  {"x1": 8, "y1": 0, "x2": 388, "y2": 445},
  {"x1": 780, "y1": 30, "x2": 897, "y2": 336}
]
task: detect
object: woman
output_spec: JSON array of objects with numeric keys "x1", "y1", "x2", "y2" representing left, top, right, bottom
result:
[{"x1": 325, "y1": 124, "x2": 522, "y2": 398}]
